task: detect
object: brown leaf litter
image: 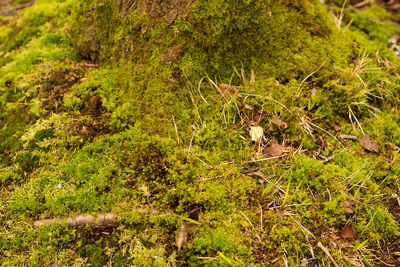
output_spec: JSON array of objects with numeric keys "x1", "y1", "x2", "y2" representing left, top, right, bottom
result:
[
  {"x1": 342, "y1": 200, "x2": 354, "y2": 214},
  {"x1": 263, "y1": 140, "x2": 287, "y2": 158},
  {"x1": 340, "y1": 224, "x2": 356, "y2": 239},
  {"x1": 359, "y1": 134, "x2": 380, "y2": 153},
  {"x1": 219, "y1": 83, "x2": 241, "y2": 98},
  {"x1": 269, "y1": 117, "x2": 288, "y2": 131}
]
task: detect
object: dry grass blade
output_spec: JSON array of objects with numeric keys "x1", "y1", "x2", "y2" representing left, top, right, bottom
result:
[{"x1": 295, "y1": 56, "x2": 329, "y2": 94}]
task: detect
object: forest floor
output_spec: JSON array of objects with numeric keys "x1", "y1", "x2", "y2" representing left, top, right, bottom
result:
[{"x1": 0, "y1": 0, "x2": 400, "y2": 266}]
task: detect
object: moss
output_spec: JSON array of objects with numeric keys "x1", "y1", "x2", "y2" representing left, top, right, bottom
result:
[
  {"x1": 2, "y1": 0, "x2": 400, "y2": 265},
  {"x1": 71, "y1": 0, "x2": 355, "y2": 80}
]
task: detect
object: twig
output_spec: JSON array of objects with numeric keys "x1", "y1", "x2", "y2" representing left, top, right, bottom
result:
[
  {"x1": 246, "y1": 154, "x2": 288, "y2": 163},
  {"x1": 317, "y1": 242, "x2": 339, "y2": 267},
  {"x1": 339, "y1": 134, "x2": 357, "y2": 141},
  {"x1": 258, "y1": 203, "x2": 264, "y2": 232},
  {"x1": 0, "y1": 0, "x2": 35, "y2": 15},
  {"x1": 351, "y1": 0, "x2": 372, "y2": 9}
]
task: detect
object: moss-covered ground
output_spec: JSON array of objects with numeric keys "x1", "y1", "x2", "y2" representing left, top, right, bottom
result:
[{"x1": 0, "y1": 0, "x2": 399, "y2": 265}]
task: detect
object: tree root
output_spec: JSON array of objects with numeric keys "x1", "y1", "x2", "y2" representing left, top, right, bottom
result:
[{"x1": 33, "y1": 213, "x2": 118, "y2": 228}]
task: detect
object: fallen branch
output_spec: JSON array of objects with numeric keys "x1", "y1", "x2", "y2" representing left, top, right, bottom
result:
[
  {"x1": 33, "y1": 213, "x2": 118, "y2": 228},
  {"x1": 0, "y1": 0, "x2": 35, "y2": 15}
]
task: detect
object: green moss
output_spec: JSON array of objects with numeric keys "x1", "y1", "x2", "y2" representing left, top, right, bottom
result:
[
  {"x1": 2, "y1": 0, "x2": 400, "y2": 265},
  {"x1": 71, "y1": 0, "x2": 355, "y2": 80}
]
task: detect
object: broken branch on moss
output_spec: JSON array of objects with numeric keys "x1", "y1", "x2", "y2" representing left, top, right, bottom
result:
[{"x1": 33, "y1": 213, "x2": 118, "y2": 228}]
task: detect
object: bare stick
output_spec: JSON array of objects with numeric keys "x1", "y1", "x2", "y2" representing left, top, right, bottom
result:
[
  {"x1": 33, "y1": 213, "x2": 118, "y2": 228},
  {"x1": 339, "y1": 134, "x2": 357, "y2": 141}
]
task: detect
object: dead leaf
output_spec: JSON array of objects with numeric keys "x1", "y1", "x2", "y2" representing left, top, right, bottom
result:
[
  {"x1": 334, "y1": 125, "x2": 341, "y2": 132},
  {"x1": 250, "y1": 126, "x2": 264, "y2": 143},
  {"x1": 386, "y1": 142, "x2": 400, "y2": 152},
  {"x1": 342, "y1": 200, "x2": 354, "y2": 214},
  {"x1": 340, "y1": 224, "x2": 355, "y2": 239},
  {"x1": 244, "y1": 103, "x2": 253, "y2": 110},
  {"x1": 300, "y1": 258, "x2": 309, "y2": 267},
  {"x1": 311, "y1": 88, "x2": 317, "y2": 97},
  {"x1": 176, "y1": 222, "x2": 196, "y2": 252},
  {"x1": 263, "y1": 140, "x2": 286, "y2": 157},
  {"x1": 248, "y1": 171, "x2": 267, "y2": 180},
  {"x1": 270, "y1": 117, "x2": 288, "y2": 130},
  {"x1": 253, "y1": 114, "x2": 265, "y2": 124},
  {"x1": 343, "y1": 140, "x2": 350, "y2": 147},
  {"x1": 355, "y1": 150, "x2": 365, "y2": 155},
  {"x1": 219, "y1": 83, "x2": 240, "y2": 97},
  {"x1": 359, "y1": 134, "x2": 380, "y2": 153}
]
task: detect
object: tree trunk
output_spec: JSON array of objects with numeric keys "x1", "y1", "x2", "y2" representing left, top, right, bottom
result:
[
  {"x1": 71, "y1": 0, "x2": 347, "y2": 80},
  {"x1": 117, "y1": 0, "x2": 195, "y2": 25}
]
